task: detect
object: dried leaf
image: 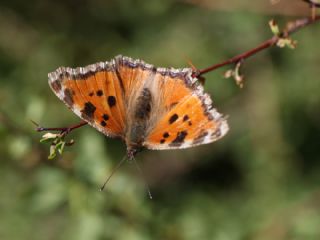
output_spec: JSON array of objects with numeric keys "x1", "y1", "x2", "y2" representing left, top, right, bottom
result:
[{"x1": 40, "y1": 132, "x2": 59, "y2": 142}]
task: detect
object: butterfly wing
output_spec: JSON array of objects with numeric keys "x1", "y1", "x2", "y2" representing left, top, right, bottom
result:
[
  {"x1": 48, "y1": 61, "x2": 126, "y2": 138},
  {"x1": 114, "y1": 56, "x2": 151, "y2": 101},
  {"x1": 143, "y1": 69, "x2": 229, "y2": 150},
  {"x1": 49, "y1": 56, "x2": 228, "y2": 150}
]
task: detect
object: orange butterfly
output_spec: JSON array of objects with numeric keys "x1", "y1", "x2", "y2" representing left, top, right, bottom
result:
[{"x1": 48, "y1": 55, "x2": 229, "y2": 159}]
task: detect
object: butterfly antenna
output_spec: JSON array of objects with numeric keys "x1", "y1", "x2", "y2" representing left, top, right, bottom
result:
[
  {"x1": 186, "y1": 58, "x2": 197, "y2": 71},
  {"x1": 132, "y1": 157, "x2": 153, "y2": 199},
  {"x1": 99, "y1": 154, "x2": 127, "y2": 192}
]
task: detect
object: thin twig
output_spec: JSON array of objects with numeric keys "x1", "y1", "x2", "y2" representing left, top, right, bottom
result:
[
  {"x1": 194, "y1": 13, "x2": 320, "y2": 78},
  {"x1": 302, "y1": 0, "x2": 320, "y2": 8},
  {"x1": 32, "y1": 120, "x2": 87, "y2": 135}
]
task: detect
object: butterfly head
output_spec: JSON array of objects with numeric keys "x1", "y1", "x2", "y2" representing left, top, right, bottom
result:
[{"x1": 127, "y1": 146, "x2": 142, "y2": 161}]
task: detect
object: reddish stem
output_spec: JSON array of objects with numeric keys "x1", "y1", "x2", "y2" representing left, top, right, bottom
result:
[
  {"x1": 194, "y1": 14, "x2": 320, "y2": 78},
  {"x1": 35, "y1": 121, "x2": 87, "y2": 134},
  {"x1": 196, "y1": 37, "x2": 276, "y2": 77},
  {"x1": 302, "y1": 0, "x2": 320, "y2": 8}
]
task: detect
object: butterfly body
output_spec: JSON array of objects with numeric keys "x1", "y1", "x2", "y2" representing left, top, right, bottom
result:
[
  {"x1": 48, "y1": 55, "x2": 229, "y2": 158},
  {"x1": 126, "y1": 87, "x2": 151, "y2": 148}
]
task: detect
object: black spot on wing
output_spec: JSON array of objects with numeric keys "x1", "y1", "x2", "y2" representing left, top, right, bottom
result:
[
  {"x1": 163, "y1": 132, "x2": 169, "y2": 138},
  {"x1": 102, "y1": 114, "x2": 109, "y2": 121},
  {"x1": 96, "y1": 90, "x2": 103, "y2": 96},
  {"x1": 169, "y1": 131, "x2": 188, "y2": 147},
  {"x1": 81, "y1": 102, "x2": 96, "y2": 121},
  {"x1": 100, "y1": 120, "x2": 107, "y2": 127},
  {"x1": 193, "y1": 131, "x2": 208, "y2": 145},
  {"x1": 51, "y1": 80, "x2": 62, "y2": 92},
  {"x1": 183, "y1": 115, "x2": 189, "y2": 122},
  {"x1": 207, "y1": 115, "x2": 214, "y2": 121},
  {"x1": 107, "y1": 96, "x2": 116, "y2": 107},
  {"x1": 211, "y1": 128, "x2": 222, "y2": 139},
  {"x1": 169, "y1": 114, "x2": 178, "y2": 124},
  {"x1": 64, "y1": 88, "x2": 74, "y2": 106},
  {"x1": 160, "y1": 139, "x2": 165, "y2": 144},
  {"x1": 89, "y1": 92, "x2": 94, "y2": 97}
]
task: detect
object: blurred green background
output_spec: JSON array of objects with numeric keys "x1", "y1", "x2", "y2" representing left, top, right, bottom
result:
[{"x1": 1, "y1": 0, "x2": 320, "y2": 239}]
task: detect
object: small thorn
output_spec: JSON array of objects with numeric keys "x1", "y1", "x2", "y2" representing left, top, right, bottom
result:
[
  {"x1": 30, "y1": 119, "x2": 41, "y2": 131},
  {"x1": 30, "y1": 119, "x2": 39, "y2": 126},
  {"x1": 148, "y1": 191, "x2": 153, "y2": 200},
  {"x1": 65, "y1": 139, "x2": 75, "y2": 146},
  {"x1": 186, "y1": 58, "x2": 197, "y2": 71}
]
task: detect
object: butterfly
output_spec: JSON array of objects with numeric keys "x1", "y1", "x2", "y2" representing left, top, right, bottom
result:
[{"x1": 48, "y1": 55, "x2": 229, "y2": 159}]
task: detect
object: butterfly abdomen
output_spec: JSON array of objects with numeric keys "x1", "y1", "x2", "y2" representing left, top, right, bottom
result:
[
  {"x1": 134, "y1": 88, "x2": 152, "y2": 120},
  {"x1": 127, "y1": 87, "x2": 153, "y2": 149}
]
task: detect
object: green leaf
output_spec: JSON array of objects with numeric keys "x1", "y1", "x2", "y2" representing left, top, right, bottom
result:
[
  {"x1": 269, "y1": 19, "x2": 280, "y2": 35},
  {"x1": 48, "y1": 144, "x2": 57, "y2": 160},
  {"x1": 56, "y1": 141, "x2": 66, "y2": 155},
  {"x1": 224, "y1": 61, "x2": 244, "y2": 88}
]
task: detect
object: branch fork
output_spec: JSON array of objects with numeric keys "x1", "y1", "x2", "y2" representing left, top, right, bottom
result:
[{"x1": 32, "y1": 120, "x2": 87, "y2": 159}]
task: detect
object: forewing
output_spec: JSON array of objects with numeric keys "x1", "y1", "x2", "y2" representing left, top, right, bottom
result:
[
  {"x1": 114, "y1": 56, "x2": 149, "y2": 101},
  {"x1": 48, "y1": 61, "x2": 126, "y2": 138}
]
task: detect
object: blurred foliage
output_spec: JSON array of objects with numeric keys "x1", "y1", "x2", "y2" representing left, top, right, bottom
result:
[{"x1": 0, "y1": 0, "x2": 320, "y2": 239}]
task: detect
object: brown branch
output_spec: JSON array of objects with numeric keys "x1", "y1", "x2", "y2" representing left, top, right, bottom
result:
[
  {"x1": 194, "y1": 14, "x2": 320, "y2": 78},
  {"x1": 32, "y1": 120, "x2": 87, "y2": 135},
  {"x1": 302, "y1": 0, "x2": 320, "y2": 8}
]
